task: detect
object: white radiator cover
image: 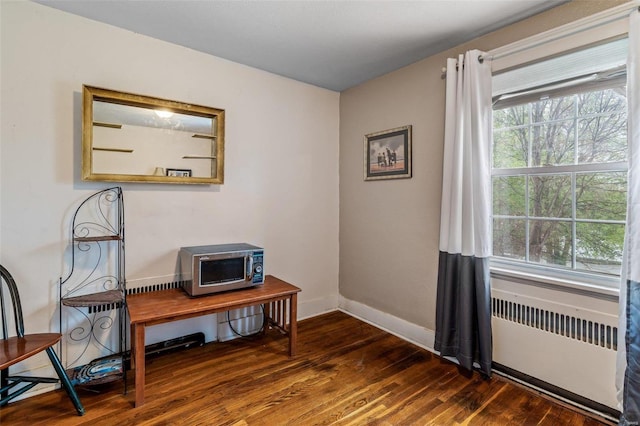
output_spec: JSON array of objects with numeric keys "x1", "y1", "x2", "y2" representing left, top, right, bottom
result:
[{"x1": 492, "y1": 278, "x2": 619, "y2": 409}]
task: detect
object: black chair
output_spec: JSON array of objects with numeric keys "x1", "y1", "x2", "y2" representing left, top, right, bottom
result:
[{"x1": 0, "y1": 264, "x2": 84, "y2": 415}]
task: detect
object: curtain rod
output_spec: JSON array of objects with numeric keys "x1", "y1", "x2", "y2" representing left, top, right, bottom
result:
[
  {"x1": 441, "y1": 2, "x2": 639, "y2": 75},
  {"x1": 440, "y1": 55, "x2": 484, "y2": 75},
  {"x1": 480, "y1": 2, "x2": 639, "y2": 64}
]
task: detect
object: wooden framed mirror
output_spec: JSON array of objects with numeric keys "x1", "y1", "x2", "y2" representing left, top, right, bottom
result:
[{"x1": 82, "y1": 85, "x2": 224, "y2": 184}]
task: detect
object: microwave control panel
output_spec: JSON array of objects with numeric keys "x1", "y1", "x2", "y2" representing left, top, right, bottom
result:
[{"x1": 252, "y1": 251, "x2": 264, "y2": 284}]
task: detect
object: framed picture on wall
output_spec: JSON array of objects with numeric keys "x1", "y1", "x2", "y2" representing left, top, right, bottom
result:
[
  {"x1": 166, "y1": 168, "x2": 192, "y2": 177},
  {"x1": 364, "y1": 125, "x2": 412, "y2": 181}
]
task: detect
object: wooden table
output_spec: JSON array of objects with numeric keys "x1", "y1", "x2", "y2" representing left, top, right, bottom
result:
[{"x1": 127, "y1": 275, "x2": 300, "y2": 407}]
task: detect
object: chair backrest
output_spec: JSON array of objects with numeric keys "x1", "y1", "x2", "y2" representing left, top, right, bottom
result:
[{"x1": 0, "y1": 264, "x2": 25, "y2": 340}]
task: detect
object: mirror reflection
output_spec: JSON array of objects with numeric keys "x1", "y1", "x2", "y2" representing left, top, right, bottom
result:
[{"x1": 82, "y1": 86, "x2": 225, "y2": 184}]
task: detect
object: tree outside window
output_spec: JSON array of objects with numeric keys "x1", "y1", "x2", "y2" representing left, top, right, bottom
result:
[{"x1": 492, "y1": 87, "x2": 627, "y2": 277}]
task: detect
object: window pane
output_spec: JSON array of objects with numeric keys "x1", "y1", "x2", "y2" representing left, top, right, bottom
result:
[
  {"x1": 578, "y1": 88, "x2": 626, "y2": 116},
  {"x1": 576, "y1": 172, "x2": 627, "y2": 221},
  {"x1": 529, "y1": 175, "x2": 572, "y2": 219},
  {"x1": 494, "y1": 105, "x2": 529, "y2": 129},
  {"x1": 492, "y1": 81, "x2": 627, "y2": 281},
  {"x1": 529, "y1": 220, "x2": 572, "y2": 267},
  {"x1": 493, "y1": 218, "x2": 525, "y2": 260},
  {"x1": 576, "y1": 222, "x2": 624, "y2": 275},
  {"x1": 531, "y1": 121, "x2": 575, "y2": 166},
  {"x1": 578, "y1": 113, "x2": 627, "y2": 163},
  {"x1": 493, "y1": 176, "x2": 525, "y2": 216},
  {"x1": 531, "y1": 97, "x2": 575, "y2": 123},
  {"x1": 493, "y1": 128, "x2": 528, "y2": 168}
]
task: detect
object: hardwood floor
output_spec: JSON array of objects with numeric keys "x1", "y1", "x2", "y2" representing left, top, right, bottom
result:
[{"x1": 0, "y1": 311, "x2": 610, "y2": 425}]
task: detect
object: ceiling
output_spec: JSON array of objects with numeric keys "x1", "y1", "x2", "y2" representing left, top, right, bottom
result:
[{"x1": 35, "y1": 0, "x2": 567, "y2": 91}]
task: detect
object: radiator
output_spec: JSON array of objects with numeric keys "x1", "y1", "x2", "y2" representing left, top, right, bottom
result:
[{"x1": 491, "y1": 286, "x2": 619, "y2": 410}]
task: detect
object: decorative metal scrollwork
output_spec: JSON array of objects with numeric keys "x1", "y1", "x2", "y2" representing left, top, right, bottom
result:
[
  {"x1": 59, "y1": 187, "x2": 126, "y2": 376},
  {"x1": 66, "y1": 309, "x2": 116, "y2": 367}
]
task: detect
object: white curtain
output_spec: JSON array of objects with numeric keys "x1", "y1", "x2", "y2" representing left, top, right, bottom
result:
[
  {"x1": 617, "y1": 7, "x2": 640, "y2": 426},
  {"x1": 435, "y1": 50, "x2": 493, "y2": 376}
]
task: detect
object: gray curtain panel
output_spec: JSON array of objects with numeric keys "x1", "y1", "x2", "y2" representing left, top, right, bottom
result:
[{"x1": 435, "y1": 252, "x2": 492, "y2": 376}]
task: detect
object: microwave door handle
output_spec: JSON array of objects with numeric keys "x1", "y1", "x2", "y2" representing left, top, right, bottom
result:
[{"x1": 246, "y1": 255, "x2": 254, "y2": 280}]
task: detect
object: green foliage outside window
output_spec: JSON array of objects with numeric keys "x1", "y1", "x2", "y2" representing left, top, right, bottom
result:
[{"x1": 492, "y1": 88, "x2": 627, "y2": 276}]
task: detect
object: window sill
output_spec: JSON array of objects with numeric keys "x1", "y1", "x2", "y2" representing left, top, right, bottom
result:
[{"x1": 490, "y1": 266, "x2": 620, "y2": 302}]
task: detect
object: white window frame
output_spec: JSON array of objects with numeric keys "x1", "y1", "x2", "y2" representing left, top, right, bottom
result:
[
  {"x1": 490, "y1": 90, "x2": 627, "y2": 296},
  {"x1": 483, "y1": 3, "x2": 639, "y2": 298}
]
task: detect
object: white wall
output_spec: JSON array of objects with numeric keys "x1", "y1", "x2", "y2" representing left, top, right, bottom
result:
[{"x1": 0, "y1": 0, "x2": 339, "y2": 382}]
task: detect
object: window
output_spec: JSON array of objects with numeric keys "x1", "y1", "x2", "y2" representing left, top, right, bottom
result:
[{"x1": 491, "y1": 41, "x2": 628, "y2": 288}]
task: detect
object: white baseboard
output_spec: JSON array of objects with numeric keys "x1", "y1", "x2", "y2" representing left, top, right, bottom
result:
[{"x1": 337, "y1": 295, "x2": 436, "y2": 353}]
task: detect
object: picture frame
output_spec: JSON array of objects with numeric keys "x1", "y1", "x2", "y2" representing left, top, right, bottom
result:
[
  {"x1": 166, "y1": 168, "x2": 192, "y2": 177},
  {"x1": 364, "y1": 125, "x2": 412, "y2": 181}
]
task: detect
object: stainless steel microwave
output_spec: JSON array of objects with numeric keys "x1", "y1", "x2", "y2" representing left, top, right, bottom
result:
[{"x1": 179, "y1": 243, "x2": 264, "y2": 296}]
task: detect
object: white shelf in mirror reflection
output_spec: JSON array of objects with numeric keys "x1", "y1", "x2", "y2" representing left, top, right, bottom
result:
[{"x1": 82, "y1": 85, "x2": 225, "y2": 184}]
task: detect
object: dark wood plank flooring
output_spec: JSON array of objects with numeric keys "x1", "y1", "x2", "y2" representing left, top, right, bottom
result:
[{"x1": 0, "y1": 311, "x2": 610, "y2": 425}]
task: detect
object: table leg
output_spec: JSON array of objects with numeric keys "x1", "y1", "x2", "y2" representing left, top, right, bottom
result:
[
  {"x1": 133, "y1": 323, "x2": 145, "y2": 407},
  {"x1": 289, "y1": 293, "x2": 297, "y2": 357},
  {"x1": 263, "y1": 302, "x2": 270, "y2": 335}
]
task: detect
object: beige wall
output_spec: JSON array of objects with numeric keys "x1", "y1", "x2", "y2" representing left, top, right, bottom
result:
[{"x1": 339, "y1": 0, "x2": 627, "y2": 330}]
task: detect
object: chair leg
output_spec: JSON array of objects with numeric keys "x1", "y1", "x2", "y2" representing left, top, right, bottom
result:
[{"x1": 45, "y1": 347, "x2": 85, "y2": 416}]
